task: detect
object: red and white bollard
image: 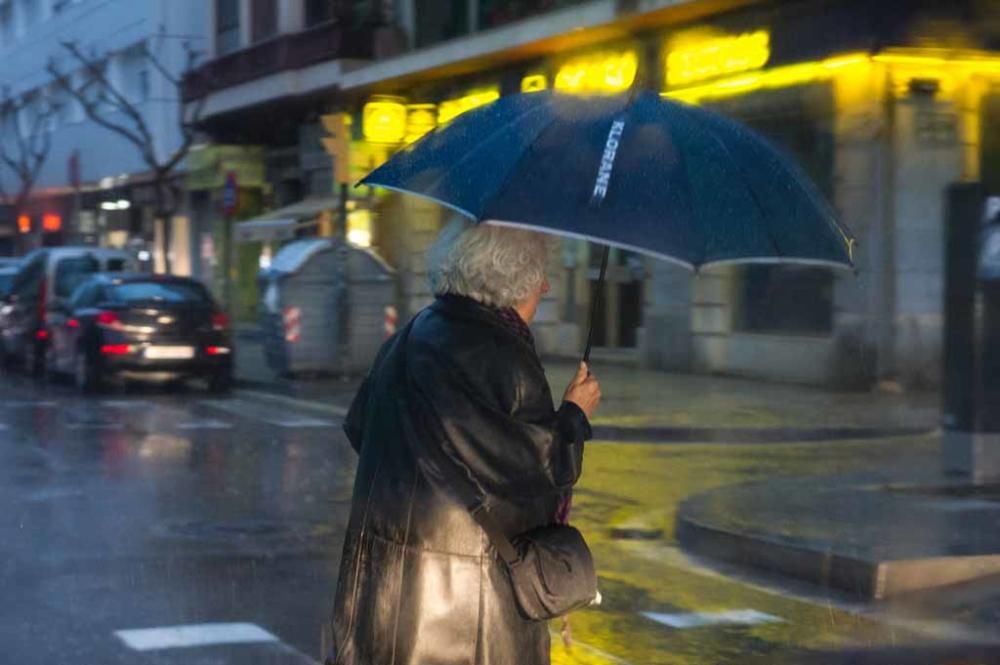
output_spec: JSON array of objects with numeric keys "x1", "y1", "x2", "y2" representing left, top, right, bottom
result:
[
  {"x1": 384, "y1": 305, "x2": 398, "y2": 338},
  {"x1": 283, "y1": 306, "x2": 301, "y2": 343}
]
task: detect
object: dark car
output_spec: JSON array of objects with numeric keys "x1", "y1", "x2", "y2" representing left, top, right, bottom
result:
[
  {"x1": 45, "y1": 273, "x2": 233, "y2": 393},
  {"x1": 0, "y1": 265, "x2": 17, "y2": 299}
]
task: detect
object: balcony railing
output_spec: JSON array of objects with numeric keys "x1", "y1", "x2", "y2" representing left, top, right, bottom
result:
[{"x1": 182, "y1": 21, "x2": 375, "y2": 102}]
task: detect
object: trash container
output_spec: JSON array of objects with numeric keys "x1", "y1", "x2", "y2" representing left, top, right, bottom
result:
[{"x1": 259, "y1": 238, "x2": 395, "y2": 376}]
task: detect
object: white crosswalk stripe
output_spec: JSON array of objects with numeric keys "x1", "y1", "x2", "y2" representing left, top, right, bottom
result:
[
  {"x1": 114, "y1": 622, "x2": 278, "y2": 651},
  {"x1": 201, "y1": 399, "x2": 339, "y2": 428},
  {"x1": 641, "y1": 609, "x2": 782, "y2": 629},
  {"x1": 175, "y1": 419, "x2": 233, "y2": 430}
]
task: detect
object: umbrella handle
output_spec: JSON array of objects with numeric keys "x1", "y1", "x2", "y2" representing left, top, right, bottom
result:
[{"x1": 582, "y1": 245, "x2": 610, "y2": 367}]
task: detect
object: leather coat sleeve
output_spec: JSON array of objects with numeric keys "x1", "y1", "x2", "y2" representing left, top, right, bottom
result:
[
  {"x1": 407, "y1": 336, "x2": 591, "y2": 503},
  {"x1": 343, "y1": 331, "x2": 399, "y2": 453}
]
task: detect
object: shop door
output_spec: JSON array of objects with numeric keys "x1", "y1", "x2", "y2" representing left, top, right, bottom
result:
[{"x1": 587, "y1": 246, "x2": 644, "y2": 349}]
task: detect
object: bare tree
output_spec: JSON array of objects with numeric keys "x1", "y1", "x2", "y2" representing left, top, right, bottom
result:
[
  {"x1": 0, "y1": 88, "x2": 57, "y2": 243},
  {"x1": 47, "y1": 38, "x2": 207, "y2": 273}
]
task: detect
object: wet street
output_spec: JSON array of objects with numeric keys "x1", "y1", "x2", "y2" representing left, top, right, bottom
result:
[{"x1": 2, "y1": 369, "x2": 999, "y2": 665}]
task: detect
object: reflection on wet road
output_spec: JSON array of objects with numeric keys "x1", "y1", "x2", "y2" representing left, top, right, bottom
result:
[{"x1": 1, "y1": 372, "x2": 997, "y2": 664}]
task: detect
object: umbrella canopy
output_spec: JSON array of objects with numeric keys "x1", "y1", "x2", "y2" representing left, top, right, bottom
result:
[{"x1": 360, "y1": 90, "x2": 854, "y2": 270}]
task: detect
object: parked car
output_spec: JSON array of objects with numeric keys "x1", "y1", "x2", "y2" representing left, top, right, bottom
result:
[
  {"x1": 45, "y1": 273, "x2": 233, "y2": 393},
  {"x1": 0, "y1": 265, "x2": 18, "y2": 300},
  {"x1": 0, "y1": 247, "x2": 136, "y2": 375}
]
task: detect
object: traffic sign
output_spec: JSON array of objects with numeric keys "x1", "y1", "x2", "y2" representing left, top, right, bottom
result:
[{"x1": 222, "y1": 171, "x2": 238, "y2": 216}]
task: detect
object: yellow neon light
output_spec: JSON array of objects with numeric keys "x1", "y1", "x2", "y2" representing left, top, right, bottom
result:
[
  {"x1": 659, "y1": 47, "x2": 1000, "y2": 107},
  {"x1": 554, "y1": 50, "x2": 638, "y2": 94},
  {"x1": 404, "y1": 103, "x2": 437, "y2": 144},
  {"x1": 666, "y1": 30, "x2": 770, "y2": 87},
  {"x1": 362, "y1": 99, "x2": 407, "y2": 144},
  {"x1": 521, "y1": 74, "x2": 547, "y2": 93},
  {"x1": 664, "y1": 52, "x2": 870, "y2": 104},
  {"x1": 438, "y1": 88, "x2": 500, "y2": 124}
]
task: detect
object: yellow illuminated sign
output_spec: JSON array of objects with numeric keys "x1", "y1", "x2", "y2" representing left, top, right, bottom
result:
[
  {"x1": 521, "y1": 74, "x2": 547, "y2": 93},
  {"x1": 663, "y1": 52, "x2": 868, "y2": 104},
  {"x1": 554, "y1": 50, "x2": 638, "y2": 93},
  {"x1": 438, "y1": 88, "x2": 500, "y2": 124},
  {"x1": 666, "y1": 30, "x2": 770, "y2": 87},
  {"x1": 363, "y1": 98, "x2": 407, "y2": 144},
  {"x1": 404, "y1": 104, "x2": 437, "y2": 143}
]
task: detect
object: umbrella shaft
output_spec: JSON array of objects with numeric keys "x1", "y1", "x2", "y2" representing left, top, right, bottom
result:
[{"x1": 582, "y1": 245, "x2": 610, "y2": 366}]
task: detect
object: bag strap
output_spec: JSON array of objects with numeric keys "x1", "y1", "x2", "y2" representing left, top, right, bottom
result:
[
  {"x1": 470, "y1": 503, "x2": 520, "y2": 565},
  {"x1": 395, "y1": 317, "x2": 522, "y2": 567}
]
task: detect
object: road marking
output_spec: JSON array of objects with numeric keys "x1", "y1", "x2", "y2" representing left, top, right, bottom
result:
[
  {"x1": 1, "y1": 400, "x2": 57, "y2": 408},
  {"x1": 236, "y1": 388, "x2": 349, "y2": 417},
  {"x1": 176, "y1": 419, "x2": 233, "y2": 430},
  {"x1": 100, "y1": 400, "x2": 151, "y2": 409},
  {"x1": 114, "y1": 622, "x2": 279, "y2": 651},
  {"x1": 201, "y1": 399, "x2": 339, "y2": 428},
  {"x1": 269, "y1": 416, "x2": 338, "y2": 428},
  {"x1": 641, "y1": 609, "x2": 782, "y2": 629},
  {"x1": 66, "y1": 422, "x2": 125, "y2": 430}
]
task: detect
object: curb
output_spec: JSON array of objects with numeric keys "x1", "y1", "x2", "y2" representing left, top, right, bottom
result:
[{"x1": 675, "y1": 488, "x2": 1000, "y2": 600}]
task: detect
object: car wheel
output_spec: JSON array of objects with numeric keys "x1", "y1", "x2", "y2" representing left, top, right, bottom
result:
[
  {"x1": 74, "y1": 349, "x2": 104, "y2": 394},
  {"x1": 207, "y1": 371, "x2": 233, "y2": 394}
]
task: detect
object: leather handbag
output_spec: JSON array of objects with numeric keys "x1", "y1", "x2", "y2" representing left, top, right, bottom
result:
[{"x1": 469, "y1": 504, "x2": 598, "y2": 621}]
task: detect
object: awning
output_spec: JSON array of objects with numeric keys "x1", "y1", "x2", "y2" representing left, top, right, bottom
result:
[{"x1": 235, "y1": 196, "x2": 338, "y2": 243}]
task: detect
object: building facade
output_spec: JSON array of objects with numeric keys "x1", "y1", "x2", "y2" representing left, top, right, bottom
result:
[
  {"x1": 0, "y1": 0, "x2": 208, "y2": 272},
  {"x1": 185, "y1": 0, "x2": 1000, "y2": 387}
]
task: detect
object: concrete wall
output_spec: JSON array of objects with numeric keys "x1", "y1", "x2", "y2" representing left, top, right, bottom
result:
[{"x1": 889, "y1": 76, "x2": 968, "y2": 387}]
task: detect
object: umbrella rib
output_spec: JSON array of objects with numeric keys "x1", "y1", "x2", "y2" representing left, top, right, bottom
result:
[
  {"x1": 423, "y1": 98, "x2": 558, "y2": 211},
  {"x1": 701, "y1": 121, "x2": 784, "y2": 262}
]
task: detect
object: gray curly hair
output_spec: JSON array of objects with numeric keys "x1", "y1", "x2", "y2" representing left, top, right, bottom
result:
[{"x1": 427, "y1": 218, "x2": 553, "y2": 309}]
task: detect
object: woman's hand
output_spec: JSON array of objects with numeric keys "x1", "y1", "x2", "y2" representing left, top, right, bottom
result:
[{"x1": 563, "y1": 362, "x2": 601, "y2": 420}]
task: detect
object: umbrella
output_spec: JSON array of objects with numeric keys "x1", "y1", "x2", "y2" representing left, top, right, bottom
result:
[{"x1": 360, "y1": 90, "x2": 855, "y2": 361}]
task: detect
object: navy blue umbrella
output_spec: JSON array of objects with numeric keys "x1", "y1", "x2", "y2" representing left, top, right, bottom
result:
[{"x1": 360, "y1": 90, "x2": 855, "y2": 359}]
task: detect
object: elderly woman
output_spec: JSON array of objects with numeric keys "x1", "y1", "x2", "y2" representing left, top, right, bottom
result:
[{"x1": 327, "y1": 220, "x2": 600, "y2": 665}]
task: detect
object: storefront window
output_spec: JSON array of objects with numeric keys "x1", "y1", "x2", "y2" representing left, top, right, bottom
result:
[{"x1": 711, "y1": 87, "x2": 836, "y2": 336}]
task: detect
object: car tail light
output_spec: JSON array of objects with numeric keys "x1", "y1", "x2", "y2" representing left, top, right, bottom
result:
[
  {"x1": 35, "y1": 329, "x2": 49, "y2": 340},
  {"x1": 212, "y1": 312, "x2": 229, "y2": 331},
  {"x1": 100, "y1": 344, "x2": 132, "y2": 355},
  {"x1": 96, "y1": 310, "x2": 124, "y2": 330},
  {"x1": 206, "y1": 345, "x2": 231, "y2": 355},
  {"x1": 67, "y1": 319, "x2": 80, "y2": 329}
]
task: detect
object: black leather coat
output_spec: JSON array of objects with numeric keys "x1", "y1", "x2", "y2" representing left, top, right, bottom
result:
[{"x1": 328, "y1": 295, "x2": 591, "y2": 665}]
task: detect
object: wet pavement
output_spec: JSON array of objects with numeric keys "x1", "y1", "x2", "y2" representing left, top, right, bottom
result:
[{"x1": 3, "y1": 361, "x2": 999, "y2": 664}]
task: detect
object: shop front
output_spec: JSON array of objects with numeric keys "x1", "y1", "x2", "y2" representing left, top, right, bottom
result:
[
  {"x1": 186, "y1": 144, "x2": 267, "y2": 320},
  {"x1": 346, "y1": 1, "x2": 1000, "y2": 386}
]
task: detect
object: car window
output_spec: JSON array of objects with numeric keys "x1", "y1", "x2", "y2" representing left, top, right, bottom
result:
[
  {"x1": 69, "y1": 282, "x2": 101, "y2": 309},
  {"x1": 12, "y1": 256, "x2": 45, "y2": 299},
  {"x1": 54, "y1": 255, "x2": 100, "y2": 299},
  {"x1": 105, "y1": 257, "x2": 127, "y2": 272},
  {"x1": 110, "y1": 281, "x2": 212, "y2": 305}
]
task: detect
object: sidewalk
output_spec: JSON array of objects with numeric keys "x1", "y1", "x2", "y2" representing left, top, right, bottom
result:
[{"x1": 234, "y1": 325, "x2": 939, "y2": 438}]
